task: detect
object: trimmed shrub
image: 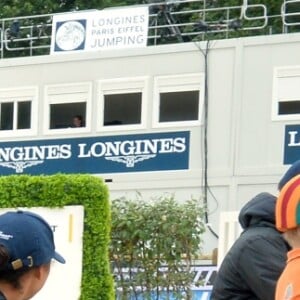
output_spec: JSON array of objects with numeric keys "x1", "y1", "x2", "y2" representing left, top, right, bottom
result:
[{"x1": 110, "y1": 194, "x2": 206, "y2": 300}]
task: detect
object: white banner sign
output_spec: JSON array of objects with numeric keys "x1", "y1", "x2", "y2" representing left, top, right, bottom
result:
[
  {"x1": 51, "y1": 6, "x2": 149, "y2": 54},
  {"x1": 0, "y1": 206, "x2": 84, "y2": 300}
]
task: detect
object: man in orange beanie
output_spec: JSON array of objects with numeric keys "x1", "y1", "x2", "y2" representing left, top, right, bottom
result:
[{"x1": 275, "y1": 174, "x2": 300, "y2": 300}]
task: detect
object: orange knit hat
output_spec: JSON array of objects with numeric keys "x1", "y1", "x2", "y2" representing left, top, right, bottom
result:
[{"x1": 276, "y1": 175, "x2": 300, "y2": 232}]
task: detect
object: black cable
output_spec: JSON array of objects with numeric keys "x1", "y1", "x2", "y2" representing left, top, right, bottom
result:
[{"x1": 195, "y1": 39, "x2": 219, "y2": 239}]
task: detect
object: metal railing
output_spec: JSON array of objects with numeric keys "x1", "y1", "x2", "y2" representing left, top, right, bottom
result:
[
  {"x1": 113, "y1": 264, "x2": 217, "y2": 299},
  {"x1": 0, "y1": 14, "x2": 53, "y2": 58},
  {"x1": 282, "y1": 0, "x2": 300, "y2": 30},
  {"x1": 0, "y1": 0, "x2": 300, "y2": 59}
]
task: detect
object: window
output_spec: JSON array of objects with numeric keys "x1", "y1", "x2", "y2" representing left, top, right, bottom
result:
[
  {"x1": 0, "y1": 87, "x2": 37, "y2": 136},
  {"x1": 159, "y1": 91, "x2": 199, "y2": 122},
  {"x1": 0, "y1": 101, "x2": 31, "y2": 130},
  {"x1": 278, "y1": 101, "x2": 300, "y2": 115},
  {"x1": 0, "y1": 102, "x2": 14, "y2": 130},
  {"x1": 104, "y1": 93, "x2": 142, "y2": 126},
  {"x1": 49, "y1": 102, "x2": 86, "y2": 129},
  {"x1": 17, "y1": 101, "x2": 31, "y2": 129},
  {"x1": 98, "y1": 77, "x2": 148, "y2": 131},
  {"x1": 272, "y1": 66, "x2": 300, "y2": 120},
  {"x1": 153, "y1": 74, "x2": 204, "y2": 127},
  {"x1": 44, "y1": 83, "x2": 91, "y2": 133}
]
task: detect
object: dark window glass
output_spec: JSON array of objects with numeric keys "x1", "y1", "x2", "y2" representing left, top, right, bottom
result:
[
  {"x1": 17, "y1": 101, "x2": 31, "y2": 129},
  {"x1": 50, "y1": 102, "x2": 86, "y2": 129},
  {"x1": 278, "y1": 101, "x2": 300, "y2": 115},
  {"x1": 0, "y1": 102, "x2": 14, "y2": 130},
  {"x1": 159, "y1": 91, "x2": 199, "y2": 122},
  {"x1": 104, "y1": 93, "x2": 142, "y2": 126}
]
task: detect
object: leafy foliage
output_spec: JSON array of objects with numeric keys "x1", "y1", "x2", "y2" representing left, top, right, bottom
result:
[
  {"x1": 0, "y1": 0, "x2": 141, "y2": 18},
  {"x1": 0, "y1": 0, "x2": 289, "y2": 20},
  {"x1": 0, "y1": 174, "x2": 114, "y2": 300},
  {"x1": 0, "y1": 0, "x2": 298, "y2": 37},
  {"x1": 110, "y1": 194, "x2": 206, "y2": 300}
]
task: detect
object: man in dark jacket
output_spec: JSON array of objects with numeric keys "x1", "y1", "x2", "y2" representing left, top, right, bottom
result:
[{"x1": 211, "y1": 192, "x2": 289, "y2": 300}]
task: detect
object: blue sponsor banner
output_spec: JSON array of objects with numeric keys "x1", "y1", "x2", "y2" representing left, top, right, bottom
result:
[
  {"x1": 114, "y1": 264, "x2": 215, "y2": 300},
  {"x1": 0, "y1": 131, "x2": 189, "y2": 175},
  {"x1": 284, "y1": 125, "x2": 300, "y2": 164},
  {"x1": 116, "y1": 290, "x2": 212, "y2": 299}
]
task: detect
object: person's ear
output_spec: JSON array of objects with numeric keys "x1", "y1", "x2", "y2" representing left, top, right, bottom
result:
[{"x1": 32, "y1": 266, "x2": 43, "y2": 280}]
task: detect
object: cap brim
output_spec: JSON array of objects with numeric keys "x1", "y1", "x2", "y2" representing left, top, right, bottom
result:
[{"x1": 54, "y1": 251, "x2": 66, "y2": 264}]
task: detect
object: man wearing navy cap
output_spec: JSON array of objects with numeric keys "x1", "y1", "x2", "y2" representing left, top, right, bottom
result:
[{"x1": 0, "y1": 210, "x2": 65, "y2": 300}]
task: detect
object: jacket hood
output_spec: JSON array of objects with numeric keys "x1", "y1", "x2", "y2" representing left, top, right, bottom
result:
[{"x1": 238, "y1": 192, "x2": 276, "y2": 229}]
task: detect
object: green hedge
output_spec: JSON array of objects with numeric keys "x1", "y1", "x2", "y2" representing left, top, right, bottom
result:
[{"x1": 0, "y1": 174, "x2": 114, "y2": 300}]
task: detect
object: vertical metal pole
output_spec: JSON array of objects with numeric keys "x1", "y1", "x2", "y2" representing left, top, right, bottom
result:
[{"x1": 0, "y1": 19, "x2": 4, "y2": 59}]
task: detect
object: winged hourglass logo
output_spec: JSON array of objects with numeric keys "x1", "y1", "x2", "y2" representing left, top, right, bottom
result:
[
  {"x1": 0, "y1": 161, "x2": 44, "y2": 173},
  {"x1": 105, "y1": 154, "x2": 156, "y2": 167}
]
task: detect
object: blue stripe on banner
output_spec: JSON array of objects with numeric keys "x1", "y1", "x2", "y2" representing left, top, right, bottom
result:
[
  {"x1": 194, "y1": 290, "x2": 212, "y2": 300},
  {"x1": 117, "y1": 290, "x2": 212, "y2": 299},
  {"x1": 284, "y1": 124, "x2": 300, "y2": 164}
]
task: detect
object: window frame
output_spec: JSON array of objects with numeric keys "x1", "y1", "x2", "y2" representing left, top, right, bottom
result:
[
  {"x1": 152, "y1": 73, "x2": 204, "y2": 128},
  {"x1": 272, "y1": 66, "x2": 300, "y2": 121},
  {"x1": 0, "y1": 86, "x2": 38, "y2": 137},
  {"x1": 97, "y1": 77, "x2": 148, "y2": 132},
  {"x1": 43, "y1": 82, "x2": 92, "y2": 135}
]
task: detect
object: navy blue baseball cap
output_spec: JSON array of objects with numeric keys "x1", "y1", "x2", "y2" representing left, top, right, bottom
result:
[
  {"x1": 278, "y1": 160, "x2": 300, "y2": 191},
  {"x1": 0, "y1": 210, "x2": 65, "y2": 271}
]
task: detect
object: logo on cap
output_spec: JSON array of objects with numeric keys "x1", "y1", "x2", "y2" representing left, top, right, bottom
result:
[{"x1": 0, "y1": 231, "x2": 13, "y2": 240}]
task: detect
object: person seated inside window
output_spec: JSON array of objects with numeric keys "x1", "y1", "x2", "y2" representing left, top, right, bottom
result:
[{"x1": 72, "y1": 115, "x2": 84, "y2": 128}]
